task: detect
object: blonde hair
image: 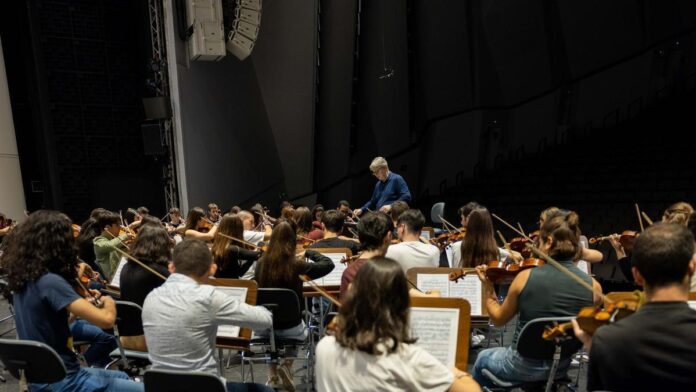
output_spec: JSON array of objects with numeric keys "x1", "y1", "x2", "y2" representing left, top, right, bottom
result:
[
  {"x1": 662, "y1": 202, "x2": 694, "y2": 226},
  {"x1": 369, "y1": 157, "x2": 388, "y2": 172}
]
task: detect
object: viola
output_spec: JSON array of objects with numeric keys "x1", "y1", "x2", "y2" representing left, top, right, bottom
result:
[
  {"x1": 542, "y1": 297, "x2": 641, "y2": 340},
  {"x1": 198, "y1": 218, "x2": 214, "y2": 233}
]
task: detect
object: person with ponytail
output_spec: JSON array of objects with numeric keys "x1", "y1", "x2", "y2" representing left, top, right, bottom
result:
[{"x1": 471, "y1": 210, "x2": 602, "y2": 387}]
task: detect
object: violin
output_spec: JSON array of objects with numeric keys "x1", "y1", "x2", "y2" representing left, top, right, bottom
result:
[
  {"x1": 72, "y1": 268, "x2": 104, "y2": 308},
  {"x1": 0, "y1": 216, "x2": 15, "y2": 230},
  {"x1": 542, "y1": 297, "x2": 641, "y2": 340},
  {"x1": 449, "y1": 258, "x2": 545, "y2": 284},
  {"x1": 340, "y1": 254, "x2": 361, "y2": 265},
  {"x1": 431, "y1": 228, "x2": 466, "y2": 250},
  {"x1": 589, "y1": 230, "x2": 638, "y2": 252},
  {"x1": 198, "y1": 218, "x2": 214, "y2": 233},
  {"x1": 509, "y1": 237, "x2": 533, "y2": 258}
]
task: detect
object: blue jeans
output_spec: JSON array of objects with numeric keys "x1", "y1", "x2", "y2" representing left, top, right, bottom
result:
[
  {"x1": 472, "y1": 346, "x2": 570, "y2": 387},
  {"x1": 31, "y1": 367, "x2": 143, "y2": 392},
  {"x1": 70, "y1": 319, "x2": 118, "y2": 368},
  {"x1": 226, "y1": 382, "x2": 274, "y2": 392}
]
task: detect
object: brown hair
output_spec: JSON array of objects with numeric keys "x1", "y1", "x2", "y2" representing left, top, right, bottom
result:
[
  {"x1": 293, "y1": 206, "x2": 314, "y2": 235},
  {"x1": 184, "y1": 207, "x2": 206, "y2": 231},
  {"x1": 335, "y1": 257, "x2": 416, "y2": 355},
  {"x1": 662, "y1": 202, "x2": 694, "y2": 226},
  {"x1": 255, "y1": 222, "x2": 303, "y2": 287},
  {"x1": 539, "y1": 210, "x2": 581, "y2": 261},
  {"x1": 173, "y1": 239, "x2": 213, "y2": 277},
  {"x1": 280, "y1": 206, "x2": 295, "y2": 220},
  {"x1": 211, "y1": 214, "x2": 246, "y2": 270},
  {"x1": 389, "y1": 201, "x2": 410, "y2": 222},
  {"x1": 459, "y1": 208, "x2": 499, "y2": 268}
]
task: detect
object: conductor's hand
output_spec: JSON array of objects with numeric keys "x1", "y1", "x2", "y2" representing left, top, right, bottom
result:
[{"x1": 353, "y1": 209, "x2": 363, "y2": 217}]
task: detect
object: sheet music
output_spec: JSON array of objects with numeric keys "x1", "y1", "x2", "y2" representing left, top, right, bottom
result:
[
  {"x1": 109, "y1": 257, "x2": 128, "y2": 288},
  {"x1": 215, "y1": 286, "x2": 248, "y2": 338},
  {"x1": 410, "y1": 307, "x2": 460, "y2": 367},
  {"x1": 449, "y1": 275, "x2": 482, "y2": 316},
  {"x1": 420, "y1": 230, "x2": 431, "y2": 240},
  {"x1": 321, "y1": 253, "x2": 348, "y2": 286},
  {"x1": 416, "y1": 274, "x2": 450, "y2": 296},
  {"x1": 688, "y1": 301, "x2": 696, "y2": 311}
]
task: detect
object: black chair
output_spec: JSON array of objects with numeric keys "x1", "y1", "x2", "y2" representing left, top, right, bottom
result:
[
  {"x1": 108, "y1": 301, "x2": 150, "y2": 372},
  {"x1": 482, "y1": 317, "x2": 582, "y2": 392},
  {"x1": 242, "y1": 288, "x2": 312, "y2": 390},
  {"x1": 144, "y1": 369, "x2": 226, "y2": 392},
  {"x1": 0, "y1": 338, "x2": 67, "y2": 389}
]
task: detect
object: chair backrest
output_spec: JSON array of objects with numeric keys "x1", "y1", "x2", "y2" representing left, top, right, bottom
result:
[
  {"x1": 115, "y1": 300, "x2": 144, "y2": 337},
  {"x1": 516, "y1": 317, "x2": 582, "y2": 361},
  {"x1": 256, "y1": 288, "x2": 302, "y2": 329},
  {"x1": 144, "y1": 369, "x2": 226, "y2": 392},
  {"x1": 431, "y1": 202, "x2": 445, "y2": 224},
  {"x1": 0, "y1": 338, "x2": 67, "y2": 384}
]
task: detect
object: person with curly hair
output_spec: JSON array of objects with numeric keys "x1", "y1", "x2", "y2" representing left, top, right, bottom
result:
[{"x1": 2, "y1": 210, "x2": 142, "y2": 391}]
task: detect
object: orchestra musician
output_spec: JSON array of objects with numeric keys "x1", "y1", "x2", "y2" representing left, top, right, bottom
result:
[
  {"x1": 316, "y1": 257, "x2": 481, "y2": 392},
  {"x1": 353, "y1": 157, "x2": 412, "y2": 216},
  {"x1": 308, "y1": 209, "x2": 360, "y2": 256},
  {"x1": 142, "y1": 239, "x2": 272, "y2": 392},
  {"x1": 207, "y1": 203, "x2": 221, "y2": 223},
  {"x1": 3, "y1": 210, "x2": 142, "y2": 391},
  {"x1": 471, "y1": 210, "x2": 602, "y2": 387},
  {"x1": 452, "y1": 207, "x2": 519, "y2": 268},
  {"x1": 385, "y1": 209, "x2": 440, "y2": 272},
  {"x1": 340, "y1": 212, "x2": 394, "y2": 298},
  {"x1": 254, "y1": 221, "x2": 334, "y2": 390},
  {"x1": 573, "y1": 223, "x2": 696, "y2": 390},
  {"x1": 293, "y1": 206, "x2": 324, "y2": 241},
  {"x1": 211, "y1": 214, "x2": 261, "y2": 279},
  {"x1": 182, "y1": 207, "x2": 218, "y2": 241},
  {"x1": 238, "y1": 210, "x2": 272, "y2": 244},
  {"x1": 118, "y1": 223, "x2": 171, "y2": 351},
  {"x1": 93, "y1": 211, "x2": 133, "y2": 280}
]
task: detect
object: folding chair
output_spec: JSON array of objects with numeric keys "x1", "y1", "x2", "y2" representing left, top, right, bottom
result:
[
  {"x1": 108, "y1": 301, "x2": 150, "y2": 373},
  {"x1": 0, "y1": 338, "x2": 67, "y2": 391},
  {"x1": 242, "y1": 288, "x2": 313, "y2": 391},
  {"x1": 482, "y1": 317, "x2": 581, "y2": 392}
]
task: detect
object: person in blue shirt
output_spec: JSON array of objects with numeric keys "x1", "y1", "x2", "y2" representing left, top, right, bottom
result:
[
  {"x1": 353, "y1": 157, "x2": 411, "y2": 217},
  {"x1": 3, "y1": 210, "x2": 143, "y2": 392}
]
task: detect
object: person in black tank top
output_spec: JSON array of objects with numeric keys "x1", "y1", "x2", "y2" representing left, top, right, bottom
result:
[{"x1": 471, "y1": 210, "x2": 602, "y2": 387}]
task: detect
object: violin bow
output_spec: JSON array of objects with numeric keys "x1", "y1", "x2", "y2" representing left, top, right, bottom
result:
[
  {"x1": 438, "y1": 216, "x2": 463, "y2": 234},
  {"x1": 299, "y1": 275, "x2": 341, "y2": 307},
  {"x1": 104, "y1": 229, "x2": 131, "y2": 251},
  {"x1": 641, "y1": 211, "x2": 654, "y2": 226},
  {"x1": 493, "y1": 213, "x2": 610, "y2": 304},
  {"x1": 110, "y1": 246, "x2": 167, "y2": 281},
  {"x1": 635, "y1": 203, "x2": 645, "y2": 232},
  {"x1": 215, "y1": 232, "x2": 261, "y2": 250}
]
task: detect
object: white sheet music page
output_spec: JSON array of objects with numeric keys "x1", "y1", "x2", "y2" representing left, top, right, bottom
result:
[
  {"x1": 410, "y1": 307, "x2": 460, "y2": 367},
  {"x1": 320, "y1": 253, "x2": 348, "y2": 286},
  {"x1": 215, "y1": 286, "x2": 249, "y2": 338},
  {"x1": 416, "y1": 273, "x2": 450, "y2": 296},
  {"x1": 109, "y1": 257, "x2": 128, "y2": 288},
  {"x1": 449, "y1": 275, "x2": 482, "y2": 315},
  {"x1": 688, "y1": 301, "x2": 696, "y2": 311}
]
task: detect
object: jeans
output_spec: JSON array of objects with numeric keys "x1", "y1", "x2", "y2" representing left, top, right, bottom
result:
[
  {"x1": 70, "y1": 319, "x2": 118, "y2": 368},
  {"x1": 472, "y1": 346, "x2": 570, "y2": 387},
  {"x1": 31, "y1": 367, "x2": 143, "y2": 392},
  {"x1": 225, "y1": 382, "x2": 274, "y2": 392}
]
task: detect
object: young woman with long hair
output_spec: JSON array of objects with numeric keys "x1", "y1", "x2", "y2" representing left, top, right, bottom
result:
[
  {"x1": 118, "y1": 223, "x2": 172, "y2": 351},
  {"x1": 452, "y1": 207, "x2": 514, "y2": 268},
  {"x1": 183, "y1": 207, "x2": 218, "y2": 241},
  {"x1": 211, "y1": 214, "x2": 261, "y2": 279},
  {"x1": 2, "y1": 210, "x2": 142, "y2": 391},
  {"x1": 254, "y1": 221, "x2": 334, "y2": 389},
  {"x1": 316, "y1": 257, "x2": 480, "y2": 392},
  {"x1": 293, "y1": 206, "x2": 324, "y2": 241},
  {"x1": 471, "y1": 210, "x2": 602, "y2": 387}
]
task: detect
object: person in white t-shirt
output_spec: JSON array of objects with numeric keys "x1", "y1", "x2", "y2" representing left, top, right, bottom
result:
[
  {"x1": 238, "y1": 210, "x2": 272, "y2": 245},
  {"x1": 315, "y1": 257, "x2": 481, "y2": 392},
  {"x1": 386, "y1": 209, "x2": 440, "y2": 273}
]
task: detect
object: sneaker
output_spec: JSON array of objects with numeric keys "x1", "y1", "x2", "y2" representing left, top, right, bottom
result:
[
  {"x1": 277, "y1": 364, "x2": 296, "y2": 392},
  {"x1": 266, "y1": 375, "x2": 281, "y2": 389},
  {"x1": 471, "y1": 334, "x2": 486, "y2": 348}
]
